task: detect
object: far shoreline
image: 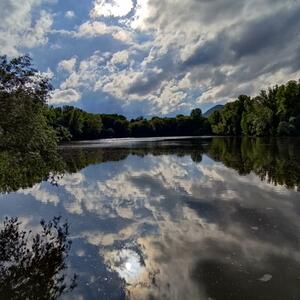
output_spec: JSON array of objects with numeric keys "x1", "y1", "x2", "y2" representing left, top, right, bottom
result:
[
  {"x1": 58, "y1": 135, "x2": 215, "y2": 148},
  {"x1": 59, "y1": 135, "x2": 300, "y2": 149}
]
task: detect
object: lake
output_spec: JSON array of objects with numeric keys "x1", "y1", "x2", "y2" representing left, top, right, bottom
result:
[{"x1": 0, "y1": 137, "x2": 300, "y2": 300}]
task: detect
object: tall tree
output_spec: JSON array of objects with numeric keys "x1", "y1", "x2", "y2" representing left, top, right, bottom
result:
[{"x1": 0, "y1": 56, "x2": 57, "y2": 156}]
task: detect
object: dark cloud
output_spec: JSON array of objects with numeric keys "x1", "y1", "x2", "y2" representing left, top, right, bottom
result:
[
  {"x1": 126, "y1": 51, "x2": 178, "y2": 97},
  {"x1": 231, "y1": 4, "x2": 300, "y2": 58},
  {"x1": 184, "y1": 4, "x2": 300, "y2": 67},
  {"x1": 177, "y1": 2, "x2": 300, "y2": 102},
  {"x1": 126, "y1": 68, "x2": 167, "y2": 96},
  {"x1": 183, "y1": 33, "x2": 230, "y2": 67}
]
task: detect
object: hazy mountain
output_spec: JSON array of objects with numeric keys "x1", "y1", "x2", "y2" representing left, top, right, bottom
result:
[{"x1": 203, "y1": 105, "x2": 224, "y2": 118}]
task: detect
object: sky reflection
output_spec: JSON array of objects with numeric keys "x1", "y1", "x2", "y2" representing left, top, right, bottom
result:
[{"x1": 0, "y1": 138, "x2": 300, "y2": 299}]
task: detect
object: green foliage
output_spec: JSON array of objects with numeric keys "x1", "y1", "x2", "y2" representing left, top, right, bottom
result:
[
  {"x1": 209, "y1": 97, "x2": 247, "y2": 135},
  {"x1": 190, "y1": 108, "x2": 202, "y2": 120},
  {"x1": 208, "y1": 137, "x2": 300, "y2": 190},
  {"x1": 46, "y1": 106, "x2": 103, "y2": 141},
  {"x1": 100, "y1": 114, "x2": 129, "y2": 138},
  {"x1": 0, "y1": 150, "x2": 64, "y2": 193},
  {"x1": 129, "y1": 119, "x2": 154, "y2": 137},
  {"x1": 209, "y1": 80, "x2": 300, "y2": 136},
  {"x1": 0, "y1": 55, "x2": 58, "y2": 156},
  {"x1": 47, "y1": 107, "x2": 211, "y2": 139}
]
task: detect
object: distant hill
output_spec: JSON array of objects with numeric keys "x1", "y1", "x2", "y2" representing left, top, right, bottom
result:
[{"x1": 203, "y1": 104, "x2": 224, "y2": 117}]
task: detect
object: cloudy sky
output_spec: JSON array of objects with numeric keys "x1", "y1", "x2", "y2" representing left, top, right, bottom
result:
[{"x1": 1, "y1": 0, "x2": 300, "y2": 117}]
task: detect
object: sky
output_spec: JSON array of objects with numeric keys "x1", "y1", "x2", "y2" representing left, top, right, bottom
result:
[{"x1": 1, "y1": 0, "x2": 300, "y2": 117}]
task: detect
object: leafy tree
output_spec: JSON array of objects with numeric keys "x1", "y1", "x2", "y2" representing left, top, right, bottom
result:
[
  {"x1": 82, "y1": 114, "x2": 103, "y2": 139},
  {"x1": 209, "y1": 110, "x2": 224, "y2": 135},
  {"x1": 0, "y1": 55, "x2": 57, "y2": 156},
  {"x1": 190, "y1": 108, "x2": 202, "y2": 120},
  {"x1": 129, "y1": 119, "x2": 154, "y2": 137},
  {"x1": 209, "y1": 98, "x2": 245, "y2": 135},
  {"x1": 209, "y1": 80, "x2": 300, "y2": 137},
  {"x1": 47, "y1": 106, "x2": 103, "y2": 141},
  {"x1": 100, "y1": 114, "x2": 129, "y2": 138},
  {"x1": 46, "y1": 107, "x2": 211, "y2": 140}
]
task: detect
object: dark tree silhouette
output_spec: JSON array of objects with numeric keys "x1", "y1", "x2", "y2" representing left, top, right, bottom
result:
[{"x1": 0, "y1": 217, "x2": 77, "y2": 299}]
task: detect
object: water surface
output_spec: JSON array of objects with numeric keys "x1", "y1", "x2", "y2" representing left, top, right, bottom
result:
[{"x1": 0, "y1": 137, "x2": 300, "y2": 299}]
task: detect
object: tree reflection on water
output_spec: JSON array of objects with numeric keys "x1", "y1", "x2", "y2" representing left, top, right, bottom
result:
[
  {"x1": 0, "y1": 216, "x2": 76, "y2": 299},
  {"x1": 1, "y1": 137, "x2": 300, "y2": 194},
  {"x1": 1, "y1": 137, "x2": 300, "y2": 299},
  {"x1": 0, "y1": 150, "x2": 64, "y2": 194}
]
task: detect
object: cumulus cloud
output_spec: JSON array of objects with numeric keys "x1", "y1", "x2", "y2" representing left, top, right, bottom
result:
[
  {"x1": 51, "y1": 52, "x2": 109, "y2": 105},
  {"x1": 127, "y1": 0, "x2": 300, "y2": 106},
  {"x1": 49, "y1": 88, "x2": 81, "y2": 105},
  {"x1": 0, "y1": 0, "x2": 53, "y2": 56},
  {"x1": 74, "y1": 21, "x2": 134, "y2": 43},
  {"x1": 111, "y1": 50, "x2": 129, "y2": 65},
  {"x1": 57, "y1": 0, "x2": 300, "y2": 114},
  {"x1": 65, "y1": 10, "x2": 75, "y2": 18},
  {"x1": 58, "y1": 57, "x2": 77, "y2": 73},
  {"x1": 90, "y1": 0, "x2": 134, "y2": 18}
]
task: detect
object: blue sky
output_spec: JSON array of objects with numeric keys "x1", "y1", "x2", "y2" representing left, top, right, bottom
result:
[{"x1": 1, "y1": 0, "x2": 300, "y2": 117}]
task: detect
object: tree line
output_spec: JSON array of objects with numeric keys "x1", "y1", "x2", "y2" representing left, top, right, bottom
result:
[
  {"x1": 208, "y1": 81, "x2": 300, "y2": 136},
  {"x1": 46, "y1": 106, "x2": 210, "y2": 141}
]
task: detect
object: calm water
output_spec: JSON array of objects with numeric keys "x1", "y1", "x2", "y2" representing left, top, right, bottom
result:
[{"x1": 1, "y1": 137, "x2": 300, "y2": 300}]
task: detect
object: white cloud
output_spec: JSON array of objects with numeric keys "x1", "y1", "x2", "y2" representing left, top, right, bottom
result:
[
  {"x1": 58, "y1": 57, "x2": 77, "y2": 73},
  {"x1": 52, "y1": 53, "x2": 109, "y2": 105},
  {"x1": 65, "y1": 10, "x2": 75, "y2": 18},
  {"x1": 56, "y1": 50, "x2": 191, "y2": 114},
  {"x1": 130, "y1": 0, "x2": 150, "y2": 30},
  {"x1": 0, "y1": 0, "x2": 53, "y2": 56},
  {"x1": 20, "y1": 184, "x2": 60, "y2": 206},
  {"x1": 75, "y1": 21, "x2": 110, "y2": 37},
  {"x1": 91, "y1": 0, "x2": 134, "y2": 18},
  {"x1": 111, "y1": 50, "x2": 129, "y2": 65},
  {"x1": 74, "y1": 21, "x2": 134, "y2": 43},
  {"x1": 60, "y1": 52, "x2": 105, "y2": 91},
  {"x1": 125, "y1": 0, "x2": 300, "y2": 106},
  {"x1": 49, "y1": 88, "x2": 81, "y2": 105}
]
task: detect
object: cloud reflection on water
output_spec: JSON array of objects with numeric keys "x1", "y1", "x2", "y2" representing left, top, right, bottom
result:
[{"x1": 2, "y1": 139, "x2": 300, "y2": 299}]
